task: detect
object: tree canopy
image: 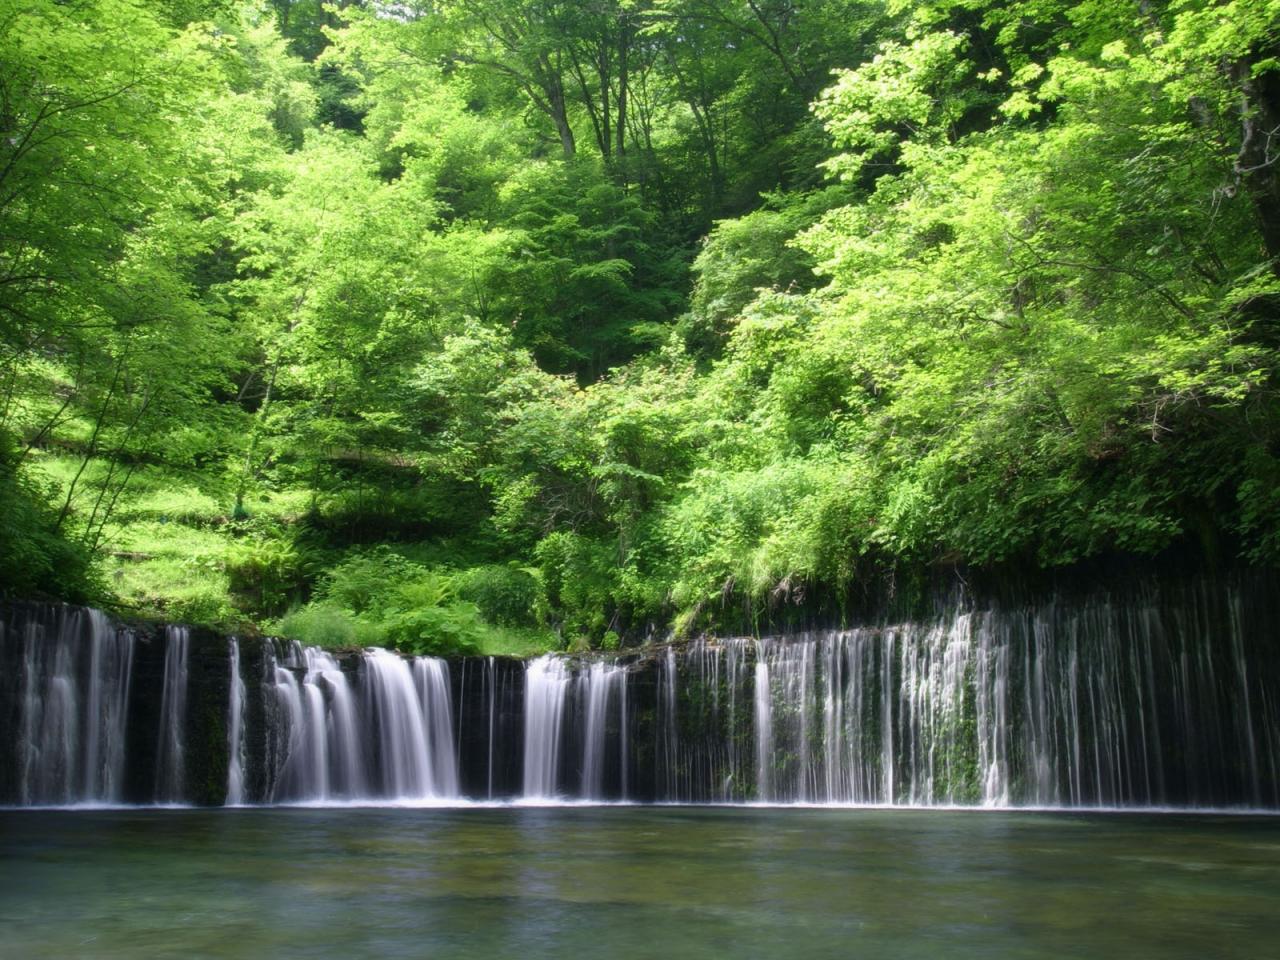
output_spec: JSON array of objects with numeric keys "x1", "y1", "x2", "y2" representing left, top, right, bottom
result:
[{"x1": 2, "y1": 0, "x2": 1278, "y2": 649}]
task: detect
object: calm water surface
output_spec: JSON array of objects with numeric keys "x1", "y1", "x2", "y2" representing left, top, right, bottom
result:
[{"x1": 1, "y1": 806, "x2": 1276, "y2": 959}]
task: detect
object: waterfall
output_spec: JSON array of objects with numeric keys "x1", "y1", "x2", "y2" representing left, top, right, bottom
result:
[
  {"x1": 272, "y1": 643, "x2": 365, "y2": 801},
  {"x1": 267, "y1": 645, "x2": 460, "y2": 802},
  {"x1": 226, "y1": 638, "x2": 246, "y2": 805},
  {"x1": 579, "y1": 661, "x2": 627, "y2": 800},
  {"x1": 658, "y1": 646, "x2": 680, "y2": 799},
  {"x1": 271, "y1": 647, "x2": 308, "y2": 799},
  {"x1": 523, "y1": 655, "x2": 570, "y2": 798},
  {"x1": 413, "y1": 655, "x2": 460, "y2": 797},
  {"x1": 154, "y1": 626, "x2": 189, "y2": 803},
  {"x1": 363, "y1": 649, "x2": 429, "y2": 798},
  {"x1": 486, "y1": 657, "x2": 497, "y2": 798},
  {"x1": 754, "y1": 658, "x2": 773, "y2": 801},
  {"x1": 2, "y1": 571, "x2": 1278, "y2": 808},
  {"x1": 635, "y1": 592, "x2": 1280, "y2": 807},
  {"x1": 8, "y1": 606, "x2": 134, "y2": 805},
  {"x1": 518, "y1": 656, "x2": 629, "y2": 801}
]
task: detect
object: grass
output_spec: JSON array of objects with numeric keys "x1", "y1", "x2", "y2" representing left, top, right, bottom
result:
[
  {"x1": 269, "y1": 603, "x2": 384, "y2": 651},
  {"x1": 473, "y1": 626, "x2": 560, "y2": 658},
  {"x1": 104, "y1": 521, "x2": 241, "y2": 626},
  {"x1": 268, "y1": 602, "x2": 560, "y2": 657},
  {"x1": 32, "y1": 451, "x2": 246, "y2": 627},
  {"x1": 119, "y1": 486, "x2": 224, "y2": 524},
  {"x1": 25, "y1": 449, "x2": 566, "y2": 657}
]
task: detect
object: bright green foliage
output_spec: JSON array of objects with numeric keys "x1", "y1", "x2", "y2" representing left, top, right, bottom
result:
[
  {"x1": 0, "y1": 0, "x2": 256, "y2": 602},
  {"x1": 647, "y1": 0, "x2": 1280, "y2": 629},
  {"x1": 0, "y1": 436, "x2": 99, "y2": 602},
  {"x1": 682, "y1": 189, "x2": 849, "y2": 358},
  {"x1": 269, "y1": 547, "x2": 554, "y2": 655},
  {"x1": 453, "y1": 565, "x2": 546, "y2": 627},
  {"x1": 492, "y1": 160, "x2": 687, "y2": 378},
  {"x1": 5, "y1": 0, "x2": 1280, "y2": 650}
]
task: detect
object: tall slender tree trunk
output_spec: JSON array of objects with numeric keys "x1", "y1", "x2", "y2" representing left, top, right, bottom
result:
[
  {"x1": 549, "y1": 84, "x2": 576, "y2": 158},
  {"x1": 1232, "y1": 51, "x2": 1280, "y2": 273},
  {"x1": 616, "y1": 22, "x2": 628, "y2": 163}
]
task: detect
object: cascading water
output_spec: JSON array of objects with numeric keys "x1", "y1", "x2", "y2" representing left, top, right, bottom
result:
[
  {"x1": 3, "y1": 572, "x2": 1278, "y2": 808},
  {"x1": 502, "y1": 576, "x2": 1280, "y2": 807},
  {"x1": 154, "y1": 626, "x2": 189, "y2": 803},
  {"x1": 754, "y1": 658, "x2": 773, "y2": 801},
  {"x1": 364, "y1": 648, "x2": 458, "y2": 799},
  {"x1": 226, "y1": 638, "x2": 246, "y2": 805},
  {"x1": 272, "y1": 645, "x2": 364, "y2": 801},
  {"x1": 413, "y1": 656, "x2": 460, "y2": 797},
  {"x1": 636, "y1": 587, "x2": 1280, "y2": 806},
  {"x1": 523, "y1": 655, "x2": 571, "y2": 798},
  {"x1": 6, "y1": 606, "x2": 134, "y2": 805},
  {"x1": 266, "y1": 644, "x2": 459, "y2": 802},
  {"x1": 658, "y1": 646, "x2": 682, "y2": 799},
  {"x1": 580, "y1": 661, "x2": 628, "y2": 799}
]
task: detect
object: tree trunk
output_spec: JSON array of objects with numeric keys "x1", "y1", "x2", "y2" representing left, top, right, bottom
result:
[
  {"x1": 616, "y1": 22, "x2": 628, "y2": 163},
  {"x1": 1232, "y1": 52, "x2": 1280, "y2": 273},
  {"x1": 550, "y1": 85, "x2": 576, "y2": 158}
]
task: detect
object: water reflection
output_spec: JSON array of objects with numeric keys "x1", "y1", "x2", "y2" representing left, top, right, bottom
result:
[{"x1": 1, "y1": 808, "x2": 1277, "y2": 959}]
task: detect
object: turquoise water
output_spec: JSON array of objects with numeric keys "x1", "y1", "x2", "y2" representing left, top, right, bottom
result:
[{"x1": 1, "y1": 807, "x2": 1276, "y2": 958}]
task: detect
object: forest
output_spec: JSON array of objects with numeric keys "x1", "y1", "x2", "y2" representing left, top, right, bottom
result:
[{"x1": 2, "y1": 0, "x2": 1278, "y2": 656}]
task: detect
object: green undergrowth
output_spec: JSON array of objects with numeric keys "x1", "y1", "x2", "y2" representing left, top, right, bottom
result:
[
  {"x1": 270, "y1": 602, "x2": 555, "y2": 657},
  {"x1": 25, "y1": 450, "x2": 562, "y2": 655},
  {"x1": 267, "y1": 549, "x2": 560, "y2": 656}
]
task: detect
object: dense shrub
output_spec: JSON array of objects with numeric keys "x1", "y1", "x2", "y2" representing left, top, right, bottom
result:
[
  {"x1": 452, "y1": 564, "x2": 544, "y2": 627},
  {"x1": 316, "y1": 547, "x2": 422, "y2": 615},
  {"x1": 0, "y1": 441, "x2": 99, "y2": 603},
  {"x1": 274, "y1": 603, "x2": 383, "y2": 649},
  {"x1": 226, "y1": 536, "x2": 306, "y2": 617},
  {"x1": 379, "y1": 603, "x2": 484, "y2": 656}
]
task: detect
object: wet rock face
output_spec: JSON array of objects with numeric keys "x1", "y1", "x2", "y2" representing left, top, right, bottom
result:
[
  {"x1": 0, "y1": 606, "x2": 232, "y2": 806},
  {"x1": 3, "y1": 568, "x2": 1279, "y2": 808},
  {"x1": 451, "y1": 656, "x2": 525, "y2": 799}
]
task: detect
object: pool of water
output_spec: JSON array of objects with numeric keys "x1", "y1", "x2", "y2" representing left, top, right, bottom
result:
[{"x1": 1, "y1": 806, "x2": 1276, "y2": 958}]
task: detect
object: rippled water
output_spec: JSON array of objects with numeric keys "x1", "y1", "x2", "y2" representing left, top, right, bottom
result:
[{"x1": 1, "y1": 807, "x2": 1276, "y2": 958}]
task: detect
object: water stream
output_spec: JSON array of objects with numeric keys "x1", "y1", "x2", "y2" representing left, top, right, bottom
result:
[
  {"x1": 225, "y1": 639, "x2": 245, "y2": 805},
  {"x1": 1, "y1": 574, "x2": 1277, "y2": 808},
  {"x1": 522, "y1": 655, "x2": 571, "y2": 798},
  {"x1": 11, "y1": 607, "x2": 133, "y2": 805},
  {"x1": 153, "y1": 627, "x2": 189, "y2": 803}
]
